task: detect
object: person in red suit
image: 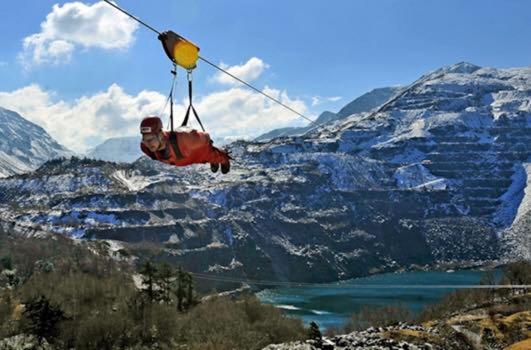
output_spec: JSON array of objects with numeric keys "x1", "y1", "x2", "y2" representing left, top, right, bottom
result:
[{"x1": 139, "y1": 116, "x2": 231, "y2": 173}]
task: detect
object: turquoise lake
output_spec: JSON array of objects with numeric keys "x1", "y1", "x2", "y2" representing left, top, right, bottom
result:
[{"x1": 256, "y1": 269, "x2": 495, "y2": 330}]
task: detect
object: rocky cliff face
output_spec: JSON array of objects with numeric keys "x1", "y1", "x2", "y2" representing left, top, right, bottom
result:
[{"x1": 0, "y1": 63, "x2": 529, "y2": 287}]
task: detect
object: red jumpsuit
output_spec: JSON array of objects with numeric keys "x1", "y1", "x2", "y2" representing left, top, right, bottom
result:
[{"x1": 140, "y1": 130, "x2": 229, "y2": 166}]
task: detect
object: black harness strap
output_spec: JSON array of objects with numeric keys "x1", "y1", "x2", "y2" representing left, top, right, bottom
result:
[
  {"x1": 168, "y1": 131, "x2": 184, "y2": 159},
  {"x1": 146, "y1": 149, "x2": 157, "y2": 160},
  {"x1": 181, "y1": 73, "x2": 206, "y2": 132},
  {"x1": 143, "y1": 134, "x2": 183, "y2": 161},
  {"x1": 169, "y1": 66, "x2": 177, "y2": 132}
]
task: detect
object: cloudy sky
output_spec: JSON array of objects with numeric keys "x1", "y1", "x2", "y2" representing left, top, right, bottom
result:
[{"x1": 1, "y1": 0, "x2": 530, "y2": 153}]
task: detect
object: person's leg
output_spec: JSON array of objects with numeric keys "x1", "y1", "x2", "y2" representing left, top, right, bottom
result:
[
  {"x1": 184, "y1": 130, "x2": 231, "y2": 173},
  {"x1": 207, "y1": 145, "x2": 230, "y2": 173},
  {"x1": 213, "y1": 146, "x2": 230, "y2": 161}
]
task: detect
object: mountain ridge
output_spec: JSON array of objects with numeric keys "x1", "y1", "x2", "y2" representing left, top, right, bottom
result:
[
  {"x1": 255, "y1": 86, "x2": 401, "y2": 141},
  {"x1": 0, "y1": 62, "x2": 529, "y2": 287}
]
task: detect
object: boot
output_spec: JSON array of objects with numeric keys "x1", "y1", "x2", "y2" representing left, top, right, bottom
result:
[{"x1": 221, "y1": 162, "x2": 230, "y2": 174}]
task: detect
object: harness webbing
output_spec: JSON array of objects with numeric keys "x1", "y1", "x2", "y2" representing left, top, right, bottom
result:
[
  {"x1": 181, "y1": 73, "x2": 205, "y2": 132},
  {"x1": 169, "y1": 67, "x2": 177, "y2": 132},
  {"x1": 143, "y1": 133, "x2": 184, "y2": 161},
  {"x1": 168, "y1": 131, "x2": 184, "y2": 159},
  {"x1": 166, "y1": 69, "x2": 205, "y2": 132}
]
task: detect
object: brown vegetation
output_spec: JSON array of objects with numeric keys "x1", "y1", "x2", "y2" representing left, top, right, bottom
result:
[{"x1": 0, "y1": 232, "x2": 306, "y2": 349}]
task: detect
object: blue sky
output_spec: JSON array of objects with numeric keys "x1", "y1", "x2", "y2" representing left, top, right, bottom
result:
[{"x1": 0, "y1": 0, "x2": 530, "y2": 152}]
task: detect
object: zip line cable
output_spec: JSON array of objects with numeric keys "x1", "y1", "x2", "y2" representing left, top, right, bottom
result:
[
  {"x1": 197, "y1": 56, "x2": 315, "y2": 124},
  {"x1": 103, "y1": 0, "x2": 161, "y2": 36},
  {"x1": 102, "y1": 0, "x2": 316, "y2": 126},
  {"x1": 189, "y1": 272, "x2": 530, "y2": 289}
]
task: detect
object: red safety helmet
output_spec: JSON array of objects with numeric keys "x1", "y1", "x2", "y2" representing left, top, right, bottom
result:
[{"x1": 140, "y1": 116, "x2": 163, "y2": 135}]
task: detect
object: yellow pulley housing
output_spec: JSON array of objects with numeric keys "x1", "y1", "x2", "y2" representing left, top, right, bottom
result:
[
  {"x1": 173, "y1": 39, "x2": 199, "y2": 70},
  {"x1": 159, "y1": 30, "x2": 199, "y2": 70}
]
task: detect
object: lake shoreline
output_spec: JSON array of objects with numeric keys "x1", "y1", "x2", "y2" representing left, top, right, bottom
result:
[{"x1": 255, "y1": 268, "x2": 501, "y2": 330}]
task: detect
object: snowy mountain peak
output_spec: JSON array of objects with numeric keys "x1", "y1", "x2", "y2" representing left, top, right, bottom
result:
[
  {"x1": 443, "y1": 61, "x2": 482, "y2": 74},
  {"x1": 0, "y1": 107, "x2": 73, "y2": 177},
  {"x1": 337, "y1": 87, "x2": 401, "y2": 118},
  {"x1": 85, "y1": 136, "x2": 142, "y2": 163}
]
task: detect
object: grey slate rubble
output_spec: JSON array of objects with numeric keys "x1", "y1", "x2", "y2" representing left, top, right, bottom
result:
[{"x1": 263, "y1": 324, "x2": 435, "y2": 350}]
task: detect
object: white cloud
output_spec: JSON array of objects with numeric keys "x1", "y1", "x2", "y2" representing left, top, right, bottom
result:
[
  {"x1": 0, "y1": 84, "x2": 165, "y2": 153},
  {"x1": 0, "y1": 61, "x2": 8, "y2": 68},
  {"x1": 0, "y1": 83, "x2": 310, "y2": 153},
  {"x1": 19, "y1": 1, "x2": 138, "y2": 68},
  {"x1": 213, "y1": 57, "x2": 269, "y2": 85},
  {"x1": 311, "y1": 95, "x2": 343, "y2": 106},
  {"x1": 192, "y1": 86, "x2": 309, "y2": 143}
]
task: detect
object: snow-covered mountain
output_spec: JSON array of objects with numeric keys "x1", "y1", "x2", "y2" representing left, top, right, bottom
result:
[
  {"x1": 255, "y1": 87, "x2": 401, "y2": 141},
  {"x1": 0, "y1": 107, "x2": 72, "y2": 177},
  {"x1": 336, "y1": 86, "x2": 401, "y2": 117},
  {"x1": 85, "y1": 136, "x2": 142, "y2": 163},
  {"x1": 0, "y1": 62, "x2": 529, "y2": 287},
  {"x1": 255, "y1": 111, "x2": 338, "y2": 141}
]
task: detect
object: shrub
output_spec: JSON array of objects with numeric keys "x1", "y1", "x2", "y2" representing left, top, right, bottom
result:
[
  {"x1": 308, "y1": 321, "x2": 323, "y2": 347},
  {"x1": 0, "y1": 290, "x2": 21, "y2": 339},
  {"x1": 22, "y1": 295, "x2": 67, "y2": 343},
  {"x1": 502, "y1": 261, "x2": 531, "y2": 285},
  {"x1": 1, "y1": 255, "x2": 12, "y2": 270},
  {"x1": 345, "y1": 304, "x2": 414, "y2": 332},
  {"x1": 174, "y1": 295, "x2": 306, "y2": 349}
]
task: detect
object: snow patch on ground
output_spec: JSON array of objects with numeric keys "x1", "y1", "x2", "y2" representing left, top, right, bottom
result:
[
  {"x1": 501, "y1": 162, "x2": 531, "y2": 261},
  {"x1": 85, "y1": 212, "x2": 120, "y2": 225},
  {"x1": 513, "y1": 162, "x2": 531, "y2": 224},
  {"x1": 207, "y1": 258, "x2": 243, "y2": 273},
  {"x1": 493, "y1": 163, "x2": 528, "y2": 227},
  {"x1": 394, "y1": 163, "x2": 449, "y2": 190},
  {"x1": 111, "y1": 170, "x2": 154, "y2": 192}
]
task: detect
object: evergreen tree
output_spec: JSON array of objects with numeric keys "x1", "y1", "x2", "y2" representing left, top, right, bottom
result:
[
  {"x1": 139, "y1": 260, "x2": 159, "y2": 302},
  {"x1": 183, "y1": 272, "x2": 197, "y2": 310},
  {"x1": 173, "y1": 266, "x2": 185, "y2": 311},
  {"x1": 23, "y1": 295, "x2": 67, "y2": 343},
  {"x1": 308, "y1": 321, "x2": 323, "y2": 348},
  {"x1": 156, "y1": 262, "x2": 174, "y2": 304},
  {"x1": 0, "y1": 255, "x2": 12, "y2": 270}
]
